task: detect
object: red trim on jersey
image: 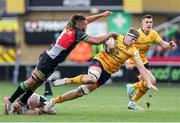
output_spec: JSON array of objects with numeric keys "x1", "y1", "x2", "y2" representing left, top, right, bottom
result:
[{"x1": 57, "y1": 29, "x2": 76, "y2": 49}]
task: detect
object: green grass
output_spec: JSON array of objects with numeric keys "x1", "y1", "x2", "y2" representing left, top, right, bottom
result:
[{"x1": 0, "y1": 82, "x2": 180, "y2": 122}]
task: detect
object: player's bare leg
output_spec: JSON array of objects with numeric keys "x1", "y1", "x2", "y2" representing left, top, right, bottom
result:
[
  {"x1": 44, "y1": 83, "x2": 99, "y2": 112},
  {"x1": 45, "y1": 65, "x2": 102, "y2": 112},
  {"x1": 53, "y1": 66, "x2": 102, "y2": 86}
]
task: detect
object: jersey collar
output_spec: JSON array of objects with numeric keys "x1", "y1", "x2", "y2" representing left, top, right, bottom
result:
[{"x1": 141, "y1": 28, "x2": 150, "y2": 36}]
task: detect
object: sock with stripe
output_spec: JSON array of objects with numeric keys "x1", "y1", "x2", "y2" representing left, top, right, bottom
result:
[
  {"x1": 54, "y1": 96, "x2": 62, "y2": 103},
  {"x1": 9, "y1": 82, "x2": 29, "y2": 103},
  {"x1": 19, "y1": 89, "x2": 34, "y2": 105}
]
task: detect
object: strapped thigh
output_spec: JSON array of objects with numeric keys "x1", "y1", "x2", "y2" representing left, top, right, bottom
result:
[
  {"x1": 31, "y1": 67, "x2": 47, "y2": 85},
  {"x1": 88, "y1": 66, "x2": 102, "y2": 81}
]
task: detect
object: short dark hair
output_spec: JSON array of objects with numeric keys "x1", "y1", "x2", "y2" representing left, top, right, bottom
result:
[
  {"x1": 70, "y1": 14, "x2": 86, "y2": 25},
  {"x1": 142, "y1": 14, "x2": 153, "y2": 20},
  {"x1": 127, "y1": 27, "x2": 140, "y2": 39},
  {"x1": 66, "y1": 14, "x2": 86, "y2": 29}
]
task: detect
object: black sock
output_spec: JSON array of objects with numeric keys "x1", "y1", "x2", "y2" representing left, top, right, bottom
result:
[
  {"x1": 9, "y1": 85, "x2": 27, "y2": 103},
  {"x1": 44, "y1": 80, "x2": 53, "y2": 98},
  {"x1": 19, "y1": 90, "x2": 33, "y2": 105}
]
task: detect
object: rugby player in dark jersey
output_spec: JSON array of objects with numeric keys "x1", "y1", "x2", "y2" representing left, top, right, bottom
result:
[{"x1": 3, "y1": 11, "x2": 118, "y2": 115}]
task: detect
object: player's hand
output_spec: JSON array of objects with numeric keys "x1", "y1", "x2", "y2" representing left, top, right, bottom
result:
[
  {"x1": 110, "y1": 32, "x2": 118, "y2": 40},
  {"x1": 105, "y1": 38, "x2": 115, "y2": 50},
  {"x1": 147, "y1": 83, "x2": 158, "y2": 91},
  {"x1": 169, "y1": 41, "x2": 177, "y2": 49},
  {"x1": 101, "y1": 11, "x2": 113, "y2": 17}
]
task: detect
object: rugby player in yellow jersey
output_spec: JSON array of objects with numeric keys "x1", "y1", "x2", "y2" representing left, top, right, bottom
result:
[
  {"x1": 125, "y1": 15, "x2": 177, "y2": 110},
  {"x1": 42, "y1": 27, "x2": 158, "y2": 112}
]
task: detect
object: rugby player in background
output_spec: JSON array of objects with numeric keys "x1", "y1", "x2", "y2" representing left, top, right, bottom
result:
[{"x1": 124, "y1": 15, "x2": 176, "y2": 110}]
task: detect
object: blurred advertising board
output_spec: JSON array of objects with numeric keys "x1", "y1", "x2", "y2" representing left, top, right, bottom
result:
[
  {"x1": 151, "y1": 66, "x2": 180, "y2": 82},
  {"x1": 24, "y1": 21, "x2": 107, "y2": 44},
  {"x1": 26, "y1": 0, "x2": 122, "y2": 11},
  {"x1": 0, "y1": 62, "x2": 179, "y2": 83},
  {"x1": 149, "y1": 57, "x2": 180, "y2": 83},
  {"x1": 24, "y1": 20, "x2": 68, "y2": 44}
]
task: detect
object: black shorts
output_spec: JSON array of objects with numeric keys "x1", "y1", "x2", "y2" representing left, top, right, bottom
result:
[
  {"x1": 37, "y1": 51, "x2": 58, "y2": 78},
  {"x1": 132, "y1": 63, "x2": 150, "y2": 77},
  {"x1": 89, "y1": 59, "x2": 111, "y2": 87}
]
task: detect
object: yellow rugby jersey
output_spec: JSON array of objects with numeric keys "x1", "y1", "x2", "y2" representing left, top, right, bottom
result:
[
  {"x1": 94, "y1": 35, "x2": 140, "y2": 74},
  {"x1": 129, "y1": 29, "x2": 162, "y2": 67}
]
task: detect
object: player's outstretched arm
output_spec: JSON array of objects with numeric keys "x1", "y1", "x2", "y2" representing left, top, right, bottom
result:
[
  {"x1": 86, "y1": 11, "x2": 112, "y2": 24},
  {"x1": 86, "y1": 32, "x2": 118, "y2": 45},
  {"x1": 158, "y1": 40, "x2": 177, "y2": 49},
  {"x1": 135, "y1": 58, "x2": 158, "y2": 91}
]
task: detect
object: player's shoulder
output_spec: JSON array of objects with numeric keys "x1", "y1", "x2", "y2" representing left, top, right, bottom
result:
[
  {"x1": 149, "y1": 29, "x2": 159, "y2": 35},
  {"x1": 70, "y1": 27, "x2": 79, "y2": 34}
]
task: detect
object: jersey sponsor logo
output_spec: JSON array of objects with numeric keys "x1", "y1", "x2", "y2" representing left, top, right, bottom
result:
[{"x1": 133, "y1": 51, "x2": 140, "y2": 59}]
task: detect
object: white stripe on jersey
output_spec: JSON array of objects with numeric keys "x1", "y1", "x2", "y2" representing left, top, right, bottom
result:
[{"x1": 46, "y1": 44, "x2": 65, "y2": 59}]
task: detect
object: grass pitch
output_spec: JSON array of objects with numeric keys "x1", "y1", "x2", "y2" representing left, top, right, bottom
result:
[{"x1": 0, "y1": 82, "x2": 180, "y2": 122}]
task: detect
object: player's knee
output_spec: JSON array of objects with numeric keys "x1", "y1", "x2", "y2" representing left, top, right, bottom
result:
[
  {"x1": 71, "y1": 89, "x2": 83, "y2": 97},
  {"x1": 79, "y1": 85, "x2": 90, "y2": 95},
  {"x1": 83, "y1": 74, "x2": 97, "y2": 84}
]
